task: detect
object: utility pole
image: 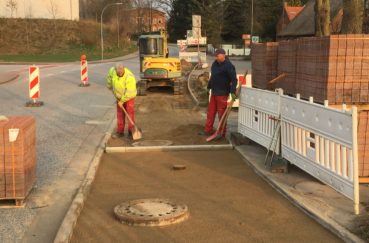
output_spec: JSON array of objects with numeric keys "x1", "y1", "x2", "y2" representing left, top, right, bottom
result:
[
  {"x1": 251, "y1": 0, "x2": 254, "y2": 41},
  {"x1": 101, "y1": 2, "x2": 123, "y2": 60},
  {"x1": 117, "y1": 6, "x2": 120, "y2": 48},
  {"x1": 70, "y1": 0, "x2": 73, "y2": 20}
]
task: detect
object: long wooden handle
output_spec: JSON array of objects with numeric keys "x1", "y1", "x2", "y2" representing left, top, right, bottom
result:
[
  {"x1": 218, "y1": 69, "x2": 249, "y2": 133},
  {"x1": 118, "y1": 102, "x2": 137, "y2": 128},
  {"x1": 268, "y1": 73, "x2": 287, "y2": 85}
]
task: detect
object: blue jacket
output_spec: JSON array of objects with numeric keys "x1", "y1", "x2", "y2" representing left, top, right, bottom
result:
[{"x1": 207, "y1": 59, "x2": 237, "y2": 96}]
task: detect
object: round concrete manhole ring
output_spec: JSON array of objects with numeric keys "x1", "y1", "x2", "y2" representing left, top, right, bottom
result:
[
  {"x1": 132, "y1": 140, "x2": 173, "y2": 147},
  {"x1": 114, "y1": 198, "x2": 189, "y2": 226}
]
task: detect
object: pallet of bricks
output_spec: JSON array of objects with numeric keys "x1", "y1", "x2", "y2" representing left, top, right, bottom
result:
[
  {"x1": 294, "y1": 35, "x2": 369, "y2": 104},
  {"x1": 0, "y1": 116, "x2": 36, "y2": 206},
  {"x1": 252, "y1": 35, "x2": 369, "y2": 181},
  {"x1": 293, "y1": 35, "x2": 369, "y2": 181},
  {"x1": 276, "y1": 40, "x2": 298, "y2": 95},
  {"x1": 251, "y1": 42, "x2": 278, "y2": 90}
]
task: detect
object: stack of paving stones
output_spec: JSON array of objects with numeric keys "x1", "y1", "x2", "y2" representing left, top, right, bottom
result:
[
  {"x1": 358, "y1": 111, "x2": 369, "y2": 177},
  {"x1": 277, "y1": 40, "x2": 298, "y2": 94},
  {"x1": 0, "y1": 116, "x2": 36, "y2": 202},
  {"x1": 251, "y1": 42, "x2": 279, "y2": 89},
  {"x1": 295, "y1": 36, "x2": 331, "y2": 102},
  {"x1": 251, "y1": 34, "x2": 369, "y2": 178},
  {"x1": 295, "y1": 35, "x2": 369, "y2": 104}
]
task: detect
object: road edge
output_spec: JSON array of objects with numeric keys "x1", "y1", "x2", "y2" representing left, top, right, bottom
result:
[
  {"x1": 0, "y1": 73, "x2": 19, "y2": 85},
  {"x1": 235, "y1": 146, "x2": 365, "y2": 243},
  {"x1": 53, "y1": 119, "x2": 116, "y2": 243}
]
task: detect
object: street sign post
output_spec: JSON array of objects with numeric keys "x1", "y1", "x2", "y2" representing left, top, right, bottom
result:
[{"x1": 252, "y1": 36, "x2": 259, "y2": 43}]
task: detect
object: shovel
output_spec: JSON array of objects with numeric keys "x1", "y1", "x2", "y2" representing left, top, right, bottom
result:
[
  {"x1": 206, "y1": 70, "x2": 248, "y2": 142},
  {"x1": 117, "y1": 102, "x2": 143, "y2": 141}
]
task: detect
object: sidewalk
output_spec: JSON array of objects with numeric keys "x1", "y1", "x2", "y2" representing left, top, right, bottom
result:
[{"x1": 235, "y1": 143, "x2": 369, "y2": 243}]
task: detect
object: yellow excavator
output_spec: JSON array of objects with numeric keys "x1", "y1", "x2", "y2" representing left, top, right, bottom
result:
[{"x1": 137, "y1": 30, "x2": 183, "y2": 95}]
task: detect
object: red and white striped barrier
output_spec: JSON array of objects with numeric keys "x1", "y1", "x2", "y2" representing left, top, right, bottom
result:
[
  {"x1": 26, "y1": 66, "x2": 43, "y2": 107},
  {"x1": 29, "y1": 66, "x2": 39, "y2": 100},
  {"x1": 80, "y1": 59, "x2": 90, "y2": 87}
]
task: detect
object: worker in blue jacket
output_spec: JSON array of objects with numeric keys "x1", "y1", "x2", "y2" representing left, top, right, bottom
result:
[{"x1": 199, "y1": 48, "x2": 238, "y2": 138}]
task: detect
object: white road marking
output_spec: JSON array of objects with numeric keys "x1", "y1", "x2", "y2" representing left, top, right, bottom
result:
[{"x1": 85, "y1": 120, "x2": 110, "y2": 125}]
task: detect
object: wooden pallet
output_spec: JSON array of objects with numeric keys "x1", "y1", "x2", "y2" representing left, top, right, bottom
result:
[
  {"x1": 0, "y1": 198, "x2": 25, "y2": 208},
  {"x1": 359, "y1": 177, "x2": 369, "y2": 184}
]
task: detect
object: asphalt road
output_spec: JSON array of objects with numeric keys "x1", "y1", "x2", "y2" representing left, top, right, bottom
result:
[{"x1": 0, "y1": 53, "x2": 140, "y2": 243}]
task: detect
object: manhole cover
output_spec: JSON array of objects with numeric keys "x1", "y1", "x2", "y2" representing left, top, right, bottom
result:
[
  {"x1": 132, "y1": 140, "x2": 173, "y2": 147},
  {"x1": 114, "y1": 199, "x2": 189, "y2": 226}
]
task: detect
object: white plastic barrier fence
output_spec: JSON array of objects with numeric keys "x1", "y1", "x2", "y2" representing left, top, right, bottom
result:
[
  {"x1": 238, "y1": 87, "x2": 360, "y2": 214},
  {"x1": 281, "y1": 96, "x2": 359, "y2": 214},
  {"x1": 238, "y1": 87, "x2": 281, "y2": 154}
]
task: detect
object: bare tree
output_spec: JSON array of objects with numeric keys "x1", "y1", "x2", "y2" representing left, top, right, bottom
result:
[
  {"x1": 23, "y1": 0, "x2": 33, "y2": 52},
  {"x1": 341, "y1": 0, "x2": 364, "y2": 34},
  {"x1": 48, "y1": 0, "x2": 59, "y2": 20},
  {"x1": 152, "y1": 0, "x2": 174, "y2": 16},
  {"x1": 363, "y1": 0, "x2": 369, "y2": 33},
  {"x1": 315, "y1": 0, "x2": 330, "y2": 36},
  {"x1": 6, "y1": 0, "x2": 18, "y2": 18}
]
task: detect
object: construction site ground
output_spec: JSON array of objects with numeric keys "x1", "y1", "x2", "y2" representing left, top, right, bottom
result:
[
  {"x1": 70, "y1": 87, "x2": 341, "y2": 242},
  {"x1": 107, "y1": 87, "x2": 228, "y2": 147}
]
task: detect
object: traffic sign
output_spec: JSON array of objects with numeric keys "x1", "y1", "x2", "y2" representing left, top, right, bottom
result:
[{"x1": 252, "y1": 36, "x2": 259, "y2": 43}]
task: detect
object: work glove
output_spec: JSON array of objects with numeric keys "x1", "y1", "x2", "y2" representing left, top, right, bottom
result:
[
  {"x1": 118, "y1": 100, "x2": 124, "y2": 107},
  {"x1": 231, "y1": 93, "x2": 238, "y2": 101}
]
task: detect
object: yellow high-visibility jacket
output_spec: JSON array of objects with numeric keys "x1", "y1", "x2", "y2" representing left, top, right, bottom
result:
[{"x1": 106, "y1": 67, "x2": 137, "y2": 103}]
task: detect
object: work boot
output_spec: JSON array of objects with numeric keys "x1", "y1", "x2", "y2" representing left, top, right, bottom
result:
[
  {"x1": 198, "y1": 131, "x2": 212, "y2": 136},
  {"x1": 128, "y1": 131, "x2": 133, "y2": 140},
  {"x1": 112, "y1": 132, "x2": 124, "y2": 139}
]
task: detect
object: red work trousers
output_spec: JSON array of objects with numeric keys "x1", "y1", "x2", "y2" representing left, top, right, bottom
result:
[
  {"x1": 116, "y1": 99, "x2": 135, "y2": 133},
  {"x1": 205, "y1": 95, "x2": 228, "y2": 136}
]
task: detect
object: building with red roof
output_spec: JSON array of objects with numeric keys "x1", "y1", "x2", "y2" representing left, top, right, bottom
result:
[{"x1": 276, "y1": 2, "x2": 305, "y2": 37}]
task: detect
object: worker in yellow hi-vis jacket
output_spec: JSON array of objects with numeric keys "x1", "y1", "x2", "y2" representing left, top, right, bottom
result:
[{"x1": 107, "y1": 63, "x2": 137, "y2": 139}]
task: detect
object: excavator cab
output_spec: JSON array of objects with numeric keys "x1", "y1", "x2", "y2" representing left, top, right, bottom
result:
[{"x1": 137, "y1": 30, "x2": 183, "y2": 95}]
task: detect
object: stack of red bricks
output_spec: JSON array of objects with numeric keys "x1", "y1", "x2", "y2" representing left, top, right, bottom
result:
[
  {"x1": 0, "y1": 116, "x2": 36, "y2": 200},
  {"x1": 328, "y1": 35, "x2": 369, "y2": 104},
  {"x1": 251, "y1": 35, "x2": 369, "y2": 178},
  {"x1": 358, "y1": 111, "x2": 369, "y2": 177},
  {"x1": 254, "y1": 35, "x2": 369, "y2": 104},
  {"x1": 294, "y1": 37, "x2": 331, "y2": 102},
  {"x1": 251, "y1": 42, "x2": 279, "y2": 89},
  {"x1": 275, "y1": 35, "x2": 369, "y2": 104},
  {"x1": 277, "y1": 40, "x2": 298, "y2": 94}
]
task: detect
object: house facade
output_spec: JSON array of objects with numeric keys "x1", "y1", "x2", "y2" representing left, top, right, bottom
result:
[
  {"x1": 128, "y1": 8, "x2": 166, "y2": 33},
  {"x1": 0, "y1": 0, "x2": 79, "y2": 20}
]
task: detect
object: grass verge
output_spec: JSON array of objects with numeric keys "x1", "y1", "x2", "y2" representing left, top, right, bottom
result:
[{"x1": 0, "y1": 45, "x2": 137, "y2": 63}]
